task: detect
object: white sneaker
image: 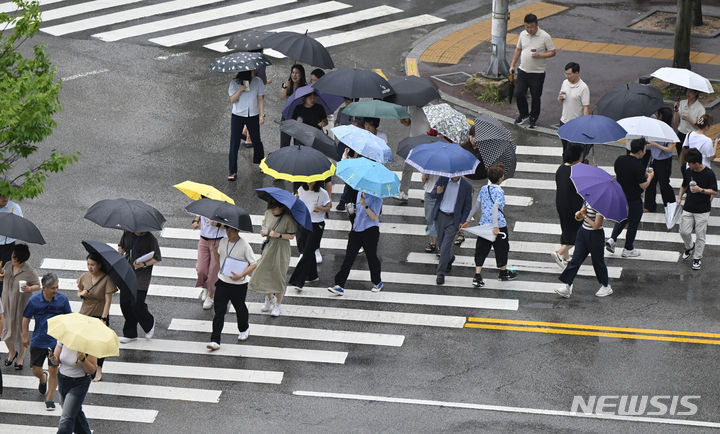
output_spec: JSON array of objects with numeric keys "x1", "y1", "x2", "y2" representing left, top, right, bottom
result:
[
  {"x1": 237, "y1": 329, "x2": 249, "y2": 341},
  {"x1": 595, "y1": 285, "x2": 613, "y2": 297},
  {"x1": 551, "y1": 251, "x2": 567, "y2": 269},
  {"x1": 315, "y1": 249, "x2": 323, "y2": 264},
  {"x1": 555, "y1": 284, "x2": 572, "y2": 298},
  {"x1": 206, "y1": 342, "x2": 220, "y2": 351},
  {"x1": 145, "y1": 322, "x2": 155, "y2": 340},
  {"x1": 198, "y1": 288, "x2": 207, "y2": 302},
  {"x1": 271, "y1": 304, "x2": 281, "y2": 317},
  {"x1": 621, "y1": 249, "x2": 640, "y2": 258},
  {"x1": 605, "y1": 238, "x2": 615, "y2": 254},
  {"x1": 119, "y1": 336, "x2": 137, "y2": 344},
  {"x1": 261, "y1": 295, "x2": 274, "y2": 312},
  {"x1": 203, "y1": 297, "x2": 214, "y2": 310}
]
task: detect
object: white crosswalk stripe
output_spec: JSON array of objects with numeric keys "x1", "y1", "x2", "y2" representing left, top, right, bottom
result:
[
  {"x1": 0, "y1": 0, "x2": 68, "y2": 14},
  {"x1": 0, "y1": 399, "x2": 158, "y2": 423},
  {"x1": 7, "y1": 0, "x2": 146, "y2": 29}
]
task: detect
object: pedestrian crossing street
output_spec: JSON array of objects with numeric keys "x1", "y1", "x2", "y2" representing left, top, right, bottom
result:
[
  {"x1": 3, "y1": 144, "x2": 705, "y2": 431},
  {"x1": 3, "y1": 0, "x2": 445, "y2": 55}
]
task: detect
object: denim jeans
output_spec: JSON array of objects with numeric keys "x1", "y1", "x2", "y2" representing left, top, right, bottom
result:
[{"x1": 58, "y1": 374, "x2": 92, "y2": 434}]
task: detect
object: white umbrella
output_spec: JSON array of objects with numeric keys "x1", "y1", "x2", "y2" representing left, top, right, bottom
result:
[
  {"x1": 650, "y1": 67, "x2": 714, "y2": 94},
  {"x1": 617, "y1": 116, "x2": 680, "y2": 143}
]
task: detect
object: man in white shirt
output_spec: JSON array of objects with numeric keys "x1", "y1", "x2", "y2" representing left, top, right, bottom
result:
[
  {"x1": 0, "y1": 195, "x2": 22, "y2": 297},
  {"x1": 558, "y1": 62, "x2": 590, "y2": 154},
  {"x1": 509, "y1": 13, "x2": 556, "y2": 129}
]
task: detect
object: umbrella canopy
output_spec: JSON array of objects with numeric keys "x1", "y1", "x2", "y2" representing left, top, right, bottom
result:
[
  {"x1": 557, "y1": 115, "x2": 627, "y2": 144},
  {"x1": 0, "y1": 213, "x2": 45, "y2": 244},
  {"x1": 473, "y1": 114, "x2": 512, "y2": 142},
  {"x1": 173, "y1": 181, "x2": 234, "y2": 204},
  {"x1": 651, "y1": 67, "x2": 714, "y2": 94},
  {"x1": 385, "y1": 75, "x2": 440, "y2": 106},
  {"x1": 47, "y1": 313, "x2": 119, "y2": 359},
  {"x1": 596, "y1": 83, "x2": 664, "y2": 120},
  {"x1": 570, "y1": 163, "x2": 628, "y2": 222},
  {"x1": 313, "y1": 68, "x2": 394, "y2": 99},
  {"x1": 85, "y1": 198, "x2": 166, "y2": 233},
  {"x1": 82, "y1": 240, "x2": 138, "y2": 301},
  {"x1": 263, "y1": 31, "x2": 334, "y2": 69},
  {"x1": 617, "y1": 116, "x2": 680, "y2": 143},
  {"x1": 494, "y1": 143, "x2": 518, "y2": 179},
  {"x1": 342, "y1": 100, "x2": 410, "y2": 119},
  {"x1": 280, "y1": 119, "x2": 337, "y2": 159},
  {"x1": 331, "y1": 125, "x2": 394, "y2": 163},
  {"x1": 397, "y1": 135, "x2": 448, "y2": 159},
  {"x1": 185, "y1": 199, "x2": 253, "y2": 232},
  {"x1": 209, "y1": 52, "x2": 272, "y2": 73},
  {"x1": 406, "y1": 143, "x2": 479, "y2": 178},
  {"x1": 225, "y1": 30, "x2": 270, "y2": 51},
  {"x1": 255, "y1": 187, "x2": 313, "y2": 231},
  {"x1": 281, "y1": 84, "x2": 344, "y2": 120},
  {"x1": 260, "y1": 145, "x2": 335, "y2": 183},
  {"x1": 335, "y1": 158, "x2": 400, "y2": 198},
  {"x1": 423, "y1": 103, "x2": 470, "y2": 144},
  {"x1": 475, "y1": 138, "x2": 515, "y2": 171}
]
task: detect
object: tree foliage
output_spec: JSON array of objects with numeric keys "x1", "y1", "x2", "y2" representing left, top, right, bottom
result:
[{"x1": 0, "y1": 0, "x2": 78, "y2": 200}]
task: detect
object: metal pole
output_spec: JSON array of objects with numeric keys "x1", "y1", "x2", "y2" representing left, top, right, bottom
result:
[{"x1": 485, "y1": 0, "x2": 510, "y2": 79}]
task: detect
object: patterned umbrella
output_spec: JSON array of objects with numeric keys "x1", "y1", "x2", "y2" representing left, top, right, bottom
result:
[
  {"x1": 331, "y1": 125, "x2": 393, "y2": 163},
  {"x1": 493, "y1": 143, "x2": 517, "y2": 179},
  {"x1": 473, "y1": 114, "x2": 512, "y2": 142},
  {"x1": 423, "y1": 103, "x2": 470, "y2": 144},
  {"x1": 209, "y1": 52, "x2": 272, "y2": 73},
  {"x1": 225, "y1": 30, "x2": 270, "y2": 51}
]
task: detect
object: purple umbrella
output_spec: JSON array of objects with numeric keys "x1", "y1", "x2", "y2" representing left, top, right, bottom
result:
[
  {"x1": 570, "y1": 164, "x2": 628, "y2": 222},
  {"x1": 281, "y1": 84, "x2": 345, "y2": 120}
]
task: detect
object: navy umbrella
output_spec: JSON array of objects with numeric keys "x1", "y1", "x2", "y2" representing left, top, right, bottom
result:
[
  {"x1": 263, "y1": 31, "x2": 334, "y2": 69},
  {"x1": 255, "y1": 187, "x2": 313, "y2": 231},
  {"x1": 385, "y1": 76, "x2": 440, "y2": 107},
  {"x1": 82, "y1": 240, "x2": 137, "y2": 302},
  {"x1": 313, "y1": 68, "x2": 394, "y2": 99},
  {"x1": 406, "y1": 143, "x2": 480, "y2": 178},
  {"x1": 397, "y1": 135, "x2": 448, "y2": 159},
  {"x1": 0, "y1": 213, "x2": 45, "y2": 245},
  {"x1": 85, "y1": 198, "x2": 166, "y2": 233},
  {"x1": 209, "y1": 52, "x2": 272, "y2": 73},
  {"x1": 185, "y1": 199, "x2": 253, "y2": 232},
  {"x1": 596, "y1": 83, "x2": 664, "y2": 120},
  {"x1": 557, "y1": 115, "x2": 627, "y2": 144},
  {"x1": 279, "y1": 120, "x2": 337, "y2": 159}
]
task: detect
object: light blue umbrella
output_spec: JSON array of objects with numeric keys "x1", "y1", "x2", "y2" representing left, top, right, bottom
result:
[
  {"x1": 336, "y1": 158, "x2": 400, "y2": 198},
  {"x1": 331, "y1": 125, "x2": 394, "y2": 163},
  {"x1": 406, "y1": 143, "x2": 479, "y2": 178}
]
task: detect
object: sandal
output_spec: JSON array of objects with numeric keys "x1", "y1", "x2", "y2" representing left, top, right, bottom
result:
[
  {"x1": 14, "y1": 362, "x2": 23, "y2": 370},
  {"x1": 4, "y1": 353, "x2": 17, "y2": 366},
  {"x1": 454, "y1": 234, "x2": 465, "y2": 246},
  {"x1": 425, "y1": 243, "x2": 437, "y2": 253}
]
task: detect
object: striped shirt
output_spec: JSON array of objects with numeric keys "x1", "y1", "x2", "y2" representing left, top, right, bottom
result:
[{"x1": 582, "y1": 202, "x2": 601, "y2": 230}]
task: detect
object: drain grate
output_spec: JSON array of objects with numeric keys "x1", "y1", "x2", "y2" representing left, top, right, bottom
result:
[{"x1": 431, "y1": 72, "x2": 472, "y2": 86}]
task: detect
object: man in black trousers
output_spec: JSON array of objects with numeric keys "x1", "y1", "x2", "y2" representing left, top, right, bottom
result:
[{"x1": 432, "y1": 176, "x2": 473, "y2": 285}]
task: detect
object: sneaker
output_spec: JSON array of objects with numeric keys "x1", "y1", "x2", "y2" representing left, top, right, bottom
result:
[
  {"x1": 605, "y1": 238, "x2": 615, "y2": 254},
  {"x1": 555, "y1": 284, "x2": 572, "y2": 298},
  {"x1": 45, "y1": 400, "x2": 55, "y2": 411},
  {"x1": 514, "y1": 114, "x2": 529, "y2": 125},
  {"x1": 271, "y1": 305, "x2": 281, "y2": 317},
  {"x1": 261, "y1": 295, "x2": 274, "y2": 312},
  {"x1": 335, "y1": 201, "x2": 346, "y2": 211},
  {"x1": 595, "y1": 285, "x2": 613, "y2": 297},
  {"x1": 119, "y1": 336, "x2": 137, "y2": 344},
  {"x1": 472, "y1": 274, "x2": 485, "y2": 288},
  {"x1": 145, "y1": 321, "x2": 155, "y2": 340},
  {"x1": 206, "y1": 342, "x2": 220, "y2": 351},
  {"x1": 202, "y1": 296, "x2": 214, "y2": 310},
  {"x1": 394, "y1": 192, "x2": 409, "y2": 202},
  {"x1": 315, "y1": 249, "x2": 323, "y2": 264},
  {"x1": 237, "y1": 329, "x2": 249, "y2": 341},
  {"x1": 371, "y1": 282, "x2": 383, "y2": 293},
  {"x1": 692, "y1": 259, "x2": 702, "y2": 270},
  {"x1": 621, "y1": 249, "x2": 640, "y2": 258},
  {"x1": 528, "y1": 117, "x2": 537, "y2": 129},
  {"x1": 682, "y1": 244, "x2": 695, "y2": 260},
  {"x1": 293, "y1": 285, "x2": 303, "y2": 292},
  {"x1": 551, "y1": 251, "x2": 568, "y2": 269},
  {"x1": 498, "y1": 269, "x2": 519, "y2": 281},
  {"x1": 436, "y1": 274, "x2": 445, "y2": 285},
  {"x1": 198, "y1": 288, "x2": 208, "y2": 302},
  {"x1": 38, "y1": 371, "x2": 48, "y2": 395},
  {"x1": 359, "y1": 247, "x2": 364, "y2": 254},
  {"x1": 328, "y1": 285, "x2": 345, "y2": 295}
]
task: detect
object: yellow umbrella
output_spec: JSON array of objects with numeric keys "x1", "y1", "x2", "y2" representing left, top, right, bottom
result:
[
  {"x1": 47, "y1": 313, "x2": 119, "y2": 358},
  {"x1": 173, "y1": 181, "x2": 235, "y2": 204}
]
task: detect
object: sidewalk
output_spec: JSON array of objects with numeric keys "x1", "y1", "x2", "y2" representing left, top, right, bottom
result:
[{"x1": 407, "y1": 0, "x2": 720, "y2": 137}]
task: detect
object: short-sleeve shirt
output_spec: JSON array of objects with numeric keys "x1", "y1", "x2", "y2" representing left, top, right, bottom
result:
[
  {"x1": 228, "y1": 76, "x2": 265, "y2": 117},
  {"x1": 119, "y1": 231, "x2": 161, "y2": 281},
  {"x1": 0, "y1": 200, "x2": 22, "y2": 245},
  {"x1": 559, "y1": 79, "x2": 590, "y2": 123},
  {"x1": 478, "y1": 184, "x2": 507, "y2": 227},
  {"x1": 292, "y1": 103, "x2": 327, "y2": 130},
  {"x1": 649, "y1": 142, "x2": 673, "y2": 161},
  {"x1": 77, "y1": 272, "x2": 118, "y2": 317},
  {"x1": 23, "y1": 291, "x2": 71, "y2": 349},
  {"x1": 683, "y1": 131, "x2": 714, "y2": 168},
  {"x1": 297, "y1": 186, "x2": 331, "y2": 223},
  {"x1": 614, "y1": 154, "x2": 646, "y2": 202},
  {"x1": 353, "y1": 194, "x2": 382, "y2": 232},
  {"x1": 199, "y1": 217, "x2": 226, "y2": 240},
  {"x1": 677, "y1": 99, "x2": 705, "y2": 135},
  {"x1": 217, "y1": 236, "x2": 256, "y2": 285},
  {"x1": 683, "y1": 167, "x2": 717, "y2": 214},
  {"x1": 517, "y1": 28, "x2": 554, "y2": 74}
]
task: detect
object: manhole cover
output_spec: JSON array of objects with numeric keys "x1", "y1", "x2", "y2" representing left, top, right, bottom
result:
[{"x1": 432, "y1": 72, "x2": 472, "y2": 86}]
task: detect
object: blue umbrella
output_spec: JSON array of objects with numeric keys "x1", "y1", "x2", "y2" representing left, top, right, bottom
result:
[
  {"x1": 335, "y1": 158, "x2": 400, "y2": 198},
  {"x1": 281, "y1": 84, "x2": 345, "y2": 120},
  {"x1": 557, "y1": 115, "x2": 627, "y2": 144},
  {"x1": 570, "y1": 164, "x2": 628, "y2": 222},
  {"x1": 331, "y1": 124, "x2": 394, "y2": 163},
  {"x1": 255, "y1": 187, "x2": 312, "y2": 231},
  {"x1": 406, "y1": 143, "x2": 479, "y2": 178}
]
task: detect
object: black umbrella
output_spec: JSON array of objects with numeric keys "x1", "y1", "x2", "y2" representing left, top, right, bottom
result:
[
  {"x1": 84, "y1": 198, "x2": 166, "y2": 233},
  {"x1": 262, "y1": 31, "x2": 334, "y2": 69},
  {"x1": 385, "y1": 76, "x2": 440, "y2": 106},
  {"x1": 473, "y1": 114, "x2": 512, "y2": 142},
  {"x1": 596, "y1": 83, "x2": 664, "y2": 120},
  {"x1": 185, "y1": 199, "x2": 253, "y2": 232},
  {"x1": 0, "y1": 213, "x2": 45, "y2": 244},
  {"x1": 225, "y1": 30, "x2": 271, "y2": 51},
  {"x1": 313, "y1": 68, "x2": 394, "y2": 99},
  {"x1": 260, "y1": 145, "x2": 335, "y2": 183},
  {"x1": 280, "y1": 119, "x2": 337, "y2": 159},
  {"x1": 82, "y1": 240, "x2": 137, "y2": 302},
  {"x1": 397, "y1": 135, "x2": 448, "y2": 159},
  {"x1": 209, "y1": 52, "x2": 272, "y2": 74}
]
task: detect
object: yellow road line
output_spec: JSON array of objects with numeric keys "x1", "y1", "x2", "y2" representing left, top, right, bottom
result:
[
  {"x1": 373, "y1": 68, "x2": 388, "y2": 80},
  {"x1": 405, "y1": 58, "x2": 419, "y2": 77},
  {"x1": 465, "y1": 323, "x2": 720, "y2": 345},
  {"x1": 467, "y1": 317, "x2": 720, "y2": 339}
]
